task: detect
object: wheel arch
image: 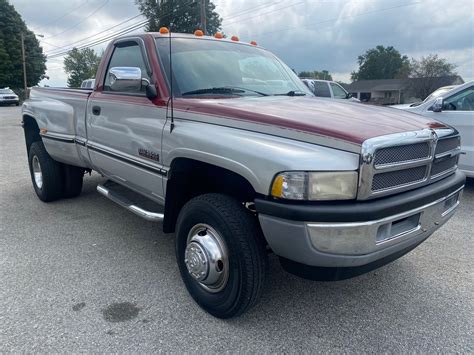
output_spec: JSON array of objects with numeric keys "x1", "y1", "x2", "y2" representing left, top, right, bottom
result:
[
  {"x1": 163, "y1": 157, "x2": 262, "y2": 233},
  {"x1": 22, "y1": 114, "x2": 42, "y2": 155}
]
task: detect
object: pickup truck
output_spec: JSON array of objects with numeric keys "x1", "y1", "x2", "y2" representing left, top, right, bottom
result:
[{"x1": 22, "y1": 31, "x2": 465, "y2": 318}]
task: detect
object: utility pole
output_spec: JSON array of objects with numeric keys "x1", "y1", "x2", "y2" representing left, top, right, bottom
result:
[
  {"x1": 200, "y1": 0, "x2": 207, "y2": 34},
  {"x1": 21, "y1": 33, "x2": 28, "y2": 98}
]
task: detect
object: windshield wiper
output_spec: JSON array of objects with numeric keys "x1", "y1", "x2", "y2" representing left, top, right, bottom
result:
[
  {"x1": 182, "y1": 86, "x2": 269, "y2": 97},
  {"x1": 273, "y1": 90, "x2": 306, "y2": 96},
  {"x1": 224, "y1": 86, "x2": 269, "y2": 96},
  {"x1": 182, "y1": 87, "x2": 245, "y2": 96}
]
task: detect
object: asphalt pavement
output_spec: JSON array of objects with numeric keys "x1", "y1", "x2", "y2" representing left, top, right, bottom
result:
[{"x1": 1, "y1": 105, "x2": 472, "y2": 352}]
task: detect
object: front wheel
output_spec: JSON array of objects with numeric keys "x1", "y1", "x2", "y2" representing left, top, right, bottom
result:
[{"x1": 175, "y1": 193, "x2": 267, "y2": 318}]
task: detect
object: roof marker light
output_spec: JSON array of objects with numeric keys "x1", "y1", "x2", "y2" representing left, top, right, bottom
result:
[
  {"x1": 214, "y1": 32, "x2": 223, "y2": 39},
  {"x1": 194, "y1": 29, "x2": 204, "y2": 36},
  {"x1": 250, "y1": 41, "x2": 257, "y2": 46},
  {"x1": 159, "y1": 27, "x2": 169, "y2": 34},
  {"x1": 231, "y1": 35, "x2": 239, "y2": 41}
]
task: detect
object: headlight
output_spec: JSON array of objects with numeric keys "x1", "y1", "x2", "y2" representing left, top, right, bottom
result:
[{"x1": 271, "y1": 171, "x2": 358, "y2": 200}]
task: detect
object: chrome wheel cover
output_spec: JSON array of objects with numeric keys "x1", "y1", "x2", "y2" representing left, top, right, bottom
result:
[
  {"x1": 184, "y1": 224, "x2": 229, "y2": 293},
  {"x1": 32, "y1": 155, "x2": 43, "y2": 189}
]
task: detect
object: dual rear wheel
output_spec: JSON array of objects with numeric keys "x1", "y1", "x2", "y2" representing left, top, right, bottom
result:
[{"x1": 28, "y1": 141, "x2": 84, "y2": 202}]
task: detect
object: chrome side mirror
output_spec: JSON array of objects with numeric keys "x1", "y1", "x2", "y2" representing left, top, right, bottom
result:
[
  {"x1": 109, "y1": 67, "x2": 142, "y2": 92},
  {"x1": 432, "y1": 97, "x2": 443, "y2": 112}
]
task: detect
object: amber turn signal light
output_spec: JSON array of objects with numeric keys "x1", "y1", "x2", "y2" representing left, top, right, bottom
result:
[
  {"x1": 231, "y1": 35, "x2": 239, "y2": 41},
  {"x1": 194, "y1": 29, "x2": 204, "y2": 36},
  {"x1": 159, "y1": 27, "x2": 169, "y2": 34}
]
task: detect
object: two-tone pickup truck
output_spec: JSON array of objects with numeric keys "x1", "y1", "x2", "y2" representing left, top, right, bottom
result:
[{"x1": 22, "y1": 31, "x2": 465, "y2": 318}]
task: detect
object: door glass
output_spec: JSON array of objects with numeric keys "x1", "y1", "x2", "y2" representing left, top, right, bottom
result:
[
  {"x1": 443, "y1": 87, "x2": 474, "y2": 111},
  {"x1": 313, "y1": 81, "x2": 331, "y2": 97},
  {"x1": 104, "y1": 42, "x2": 150, "y2": 92},
  {"x1": 330, "y1": 83, "x2": 348, "y2": 99}
]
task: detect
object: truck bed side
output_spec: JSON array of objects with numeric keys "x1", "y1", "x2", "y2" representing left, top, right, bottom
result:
[{"x1": 22, "y1": 87, "x2": 92, "y2": 168}]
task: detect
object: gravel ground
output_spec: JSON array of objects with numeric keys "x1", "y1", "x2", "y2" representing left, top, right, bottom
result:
[{"x1": 1, "y1": 105, "x2": 472, "y2": 352}]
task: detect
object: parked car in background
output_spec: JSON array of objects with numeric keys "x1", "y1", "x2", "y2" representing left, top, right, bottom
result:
[
  {"x1": 0, "y1": 88, "x2": 19, "y2": 106},
  {"x1": 80, "y1": 79, "x2": 95, "y2": 89},
  {"x1": 391, "y1": 85, "x2": 458, "y2": 110},
  {"x1": 301, "y1": 79, "x2": 360, "y2": 102},
  {"x1": 392, "y1": 81, "x2": 474, "y2": 177}
]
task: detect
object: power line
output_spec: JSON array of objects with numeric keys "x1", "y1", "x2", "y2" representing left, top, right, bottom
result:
[
  {"x1": 43, "y1": 0, "x2": 110, "y2": 40},
  {"x1": 224, "y1": 1, "x2": 305, "y2": 27},
  {"x1": 43, "y1": 14, "x2": 145, "y2": 54},
  {"x1": 39, "y1": 0, "x2": 90, "y2": 29},
  {"x1": 45, "y1": 0, "x2": 197, "y2": 58},
  {"x1": 258, "y1": 1, "x2": 422, "y2": 36},
  {"x1": 46, "y1": 20, "x2": 149, "y2": 58},
  {"x1": 222, "y1": 0, "x2": 284, "y2": 22}
]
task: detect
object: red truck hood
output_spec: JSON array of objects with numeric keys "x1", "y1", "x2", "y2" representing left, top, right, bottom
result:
[{"x1": 174, "y1": 96, "x2": 446, "y2": 145}]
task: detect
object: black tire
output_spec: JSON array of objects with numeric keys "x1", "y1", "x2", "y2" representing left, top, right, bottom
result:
[
  {"x1": 28, "y1": 141, "x2": 63, "y2": 202},
  {"x1": 62, "y1": 164, "x2": 84, "y2": 198},
  {"x1": 175, "y1": 193, "x2": 267, "y2": 318},
  {"x1": 15, "y1": 102, "x2": 20, "y2": 106}
]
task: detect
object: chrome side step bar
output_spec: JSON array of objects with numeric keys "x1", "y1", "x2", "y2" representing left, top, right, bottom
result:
[{"x1": 97, "y1": 182, "x2": 164, "y2": 222}]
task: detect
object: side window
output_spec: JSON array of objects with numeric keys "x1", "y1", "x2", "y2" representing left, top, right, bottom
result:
[
  {"x1": 443, "y1": 87, "x2": 474, "y2": 111},
  {"x1": 330, "y1": 83, "x2": 348, "y2": 99},
  {"x1": 313, "y1": 81, "x2": 331, "y2": 97},
  {"x1": 104, "y1": 42, "x2": 150, "y2": 92}
]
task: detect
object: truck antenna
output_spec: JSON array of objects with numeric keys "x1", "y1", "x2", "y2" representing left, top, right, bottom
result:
[{"x1": 169, "y1": 24, "x2": 174, "y2": 133}]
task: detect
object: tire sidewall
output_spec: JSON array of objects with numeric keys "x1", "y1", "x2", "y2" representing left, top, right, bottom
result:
[
  {"x1": 28, "y1": 142, "x2": 62, "y2": 202},
  {"x1": 28, "y1": 144, "x2": 46, "y2": 199},
  {"x1": 176, "y1": 202, "x2": 246, "y2": 318}
]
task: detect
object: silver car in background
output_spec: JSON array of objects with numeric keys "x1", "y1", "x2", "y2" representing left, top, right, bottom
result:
[
  {"x1": 301, "y1": 79, "x2": 360, "y2": 102},
  {"x1": 0, "y1": 88, "x2": 20, "y2": 106},
  {"x1": 392, "y1": 81, "x2": 474, "y2": 177}
]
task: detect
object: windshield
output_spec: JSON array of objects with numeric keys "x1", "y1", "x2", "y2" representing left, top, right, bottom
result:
[
  {"x1": 0, "y1": 89, "x2": 14, "y2": 94},
  {"x1": 423, "y1": 86, "x2": 456, "y2": 103},
  {"x1": 155, "y1": 37, "x2": 312, "y2": 97}
]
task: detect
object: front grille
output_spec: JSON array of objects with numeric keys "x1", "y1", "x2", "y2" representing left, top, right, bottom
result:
[
  {"x1": 374, "y1": 142, "x2": 430, "y2": 166},
  {"x1": 372, "y1": 166, "x2": 427, "y2": 192},
  {"x1": 4, "y1": 96, "x2": 16, "y2": 99},
  {"x1": 359, "y1": 129, "x2": 460, "y2": 200},
  {"x1": 435, "y1": 137, "x2": 460, "y2": 155},
  {"x1": 431, "y1": 156, "x2": 458, "y2": 177}
]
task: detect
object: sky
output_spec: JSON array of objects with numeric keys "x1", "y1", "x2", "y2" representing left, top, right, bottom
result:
[{"x1": 9, "y1": 0, "x2": 474, "y2": 87}]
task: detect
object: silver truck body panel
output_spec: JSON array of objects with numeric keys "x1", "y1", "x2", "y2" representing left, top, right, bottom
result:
[
  {"x1": 161, "y1": 117, "x2": 360, "y2": 195},
  {"x1": 86, "y1": 95, "x2": 167, "y2": 201}
]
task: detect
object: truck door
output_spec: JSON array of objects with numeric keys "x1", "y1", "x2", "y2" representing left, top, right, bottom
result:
[{"x1": 86, "y1": 37, "x2": 167, "y2": 203}]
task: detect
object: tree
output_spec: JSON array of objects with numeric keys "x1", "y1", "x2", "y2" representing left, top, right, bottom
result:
[
  {"x1": 0, "y1": 0, "x2": 46, "y2": 92},
  {"x1": 63, "y1": 48, "x2": 101, "y2": 88},
  {"x1": 409, "y1": 54, "x2": 457, "y2": 100},
  {"x1": 299, "y1": 70, "x2": 333, "y2": 80},
  {"x1": 351, "y1": 45, "x2": 410, "y2": 81},
  {"x1": 135, "y1": 0, "x2": 222, "y2": 35}
]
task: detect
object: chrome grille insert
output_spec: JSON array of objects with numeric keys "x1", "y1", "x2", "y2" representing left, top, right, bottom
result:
[
  {"x1": 374, "y1": 142, "x2": 430, "y2": 167},
  {"x1": 372, "y1": 166, "x2": 427, "y2": 192},
  {"x1": 359, "y1": 128, "x2": 460, "y2": 200},
  {"x1": 431, "y1": 155, "x2": 458, "y2": 178},
  {"x1": 435, "y1": 136, "x2": 460, "y2": 155}
]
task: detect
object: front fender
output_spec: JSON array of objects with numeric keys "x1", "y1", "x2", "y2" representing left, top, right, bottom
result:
[{"x1": 162, "y1": 120, "x2": 360, "y2": 195}]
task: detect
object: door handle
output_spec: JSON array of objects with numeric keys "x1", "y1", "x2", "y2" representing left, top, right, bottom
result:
[{"x1": 92, "y1": 106, "x2": 101, "y2": 115}]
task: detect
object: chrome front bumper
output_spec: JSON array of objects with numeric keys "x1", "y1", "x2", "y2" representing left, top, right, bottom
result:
[{"x1": 258, "y1": 186, "x2": 463, "y2": 268}]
